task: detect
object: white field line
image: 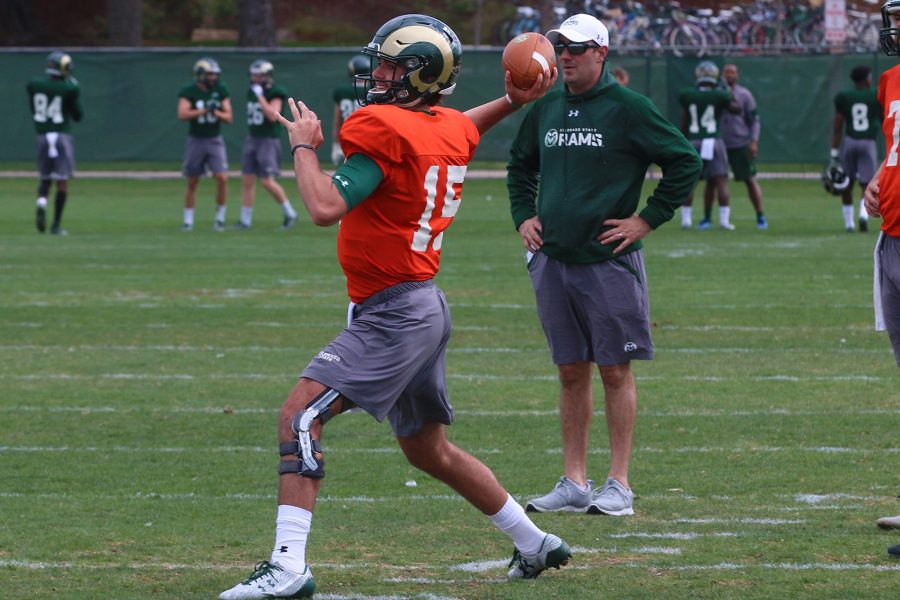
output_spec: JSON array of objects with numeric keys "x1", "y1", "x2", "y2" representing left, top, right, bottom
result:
[{"x1": 655, "y1": 562, "x2": 900, "y2": 572}]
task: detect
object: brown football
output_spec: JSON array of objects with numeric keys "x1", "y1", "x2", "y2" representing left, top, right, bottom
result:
[{"x1": 502, "y1": 32, "x2": 556, "y2": 90}]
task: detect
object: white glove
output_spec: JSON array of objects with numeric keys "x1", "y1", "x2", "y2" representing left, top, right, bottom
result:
[
  {"x1": 251, "y1": 84, "x2": 264, "y2": 97},
  {"x1": 331, "y1": 142, "x2": 345, "y2": 165}
]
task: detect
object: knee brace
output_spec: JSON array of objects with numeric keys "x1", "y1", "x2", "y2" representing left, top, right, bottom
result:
[{"x1": 278, "y1": 388, "x2": 343, "y2": 479}]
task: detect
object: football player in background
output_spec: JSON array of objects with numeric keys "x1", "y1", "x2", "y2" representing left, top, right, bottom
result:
[
  {"x1": 26, "y1": 50, "x2": 82, "y2": 235},
  {"x1": 177, "y1": 57, "x2": 233, "y2": 232},
  {"x1": 219, "y1": 14, "x2": 566, "y2": 600},
  {"x1": 833, "y1": 65, "x2": 882, "y2": 233},
  {"x1": 679, "y1": 60, "x2": 739, "y2": 230},
  {"x1": 330, "y1": 54, "x2": 369, "y2": 166},
  {"x1": 236, "y1": 59, "x2": 298, "y2": 230},
  {"x1": 866, "y1": 0, "x2": 900, "y2": 560}
]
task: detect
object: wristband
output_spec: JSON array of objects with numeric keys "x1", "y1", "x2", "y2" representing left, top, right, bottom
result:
[
  {"x1": 505, "y1": 94, "x2": 525, "y2": 110},
  {"x1": 830, "y1": 148, "x2": 839, "y2": 159},
  {"x1": 291, "y1": 143, "x2": 316, "y2": 156}
]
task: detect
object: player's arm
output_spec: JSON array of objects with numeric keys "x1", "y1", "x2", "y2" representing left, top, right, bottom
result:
[
  {"x1": 177, "y1": 97, "x2": 204, "y2": 121},
  {"x1": 332, "y1": 105, "x2": 344, "y2": 143},
  {"x1": 865, "y1": 160, "x2": 884, "y2": 218},
  {"x1": 464, "y1": 68, "x2": 557, "y2": 135},
  {"x1": 254, "y1": 93, "x2": 282, "y2": 123},
  {"x1": 831, "y1": 112, "x2": 844, "y2": 156},
  {"x1": 212, "y1": 97, "x2": 233, "y2": 124}
]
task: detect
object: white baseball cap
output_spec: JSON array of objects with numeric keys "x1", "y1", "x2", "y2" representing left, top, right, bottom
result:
[{"x1": 546, "y1": 14, "x2": 609, "y2": 48}]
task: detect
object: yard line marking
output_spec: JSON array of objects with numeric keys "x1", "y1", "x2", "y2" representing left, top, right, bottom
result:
[
  {"x1": 609, "y1": 532, "x2": 739, "y2": 540},
  {"x1": 653, "y1": 562, "x2": 900, "y2": 572},
  {"x1": 673, "y1": 518, "x2": 806, "y2": 525}
]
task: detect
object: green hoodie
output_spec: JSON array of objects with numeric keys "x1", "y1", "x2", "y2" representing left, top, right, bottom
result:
[{"x1": 507, "y1": 65, "x2": 701, "y2": 264}]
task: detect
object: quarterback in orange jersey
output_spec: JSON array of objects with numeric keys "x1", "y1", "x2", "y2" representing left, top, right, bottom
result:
[{"x1": 218, "y1": 14, "x2": 567, "y2": 600}]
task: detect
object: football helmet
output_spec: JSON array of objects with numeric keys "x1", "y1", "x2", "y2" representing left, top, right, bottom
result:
[
  {"x1": 822, "y1": 161, "x2": 851, "y2": 195},
  {"x1": 45, "y1": 51, "x2": 73, "y2": 78},
  {"x1": 358, "y1": 14, "x2": 461, "y2": 107},
  {"x1": 882, "y1": 1, "x2": 900, "y2": 55},
  {"x1": 249, "y1": 59, "x2": 274, "y2": 87},
  {"x1": 348, "y1": 54, "x2": 370, "y2": 77},
  {"x1": 695, "y1": 61, "x2": 719, "y2": 87},
  {"x1": 194, "y1": 57, "x2": 221, "y2": 86}
]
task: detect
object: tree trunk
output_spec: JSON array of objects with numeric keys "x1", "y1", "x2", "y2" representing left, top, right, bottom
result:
[
  {"x1": 239, "y1": 0, "x2": 277, "y2": 47},
  {"x1": 108, "y1": 0, "x2": 142, "y2": 46}
]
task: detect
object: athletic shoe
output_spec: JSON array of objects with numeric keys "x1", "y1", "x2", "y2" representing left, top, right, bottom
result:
[
  {"x1": 889, "y1": 544, "x2": 900, "y2": 558},
  {"x1": 587, "y1": 477, "x2": 634, "y2": 516},
  {"x1": 219, "y1": 561, "x2": 315, "y2": 599},
  {"x1": 234, "y1": 221, "x2": 251, "y2": 231},
  {"x1": 720, "y1": 222, "x2": 736, "y2": 231},
  {"x1": 877, "y1": 515, "x2": 900, "y2": 530},
  {"x1": 525, "y1": 476, "x2": 593, "y2": 513},
  {"x1": 846, "y1": 226, "x2": 855, "y2": 233},
  {"x1": 282, "y1": 215, "x2": 298, "y2": 230},
  {"x1": 859, "y1": 218, "x2": 868, "y2": 233},
  {"x1": 507, "y1": 533, "x2": 571, "y2": 579},
  {"x1": 696, "y1": 219, "x2": 711, "y2": 230},
  {"x1": 756, "y1": 216, "x2": 768, "y2": 230},
  {"x1": 36, "y1": 206, "x2": 46, "y2": 233},
  {"x1": 50, "y1": 226, "x2": 68, "y2": 236},
  {"x1": 214, "y1": 220, "x2": 226, "y2": 232},
  {"x1": 182, "y1": 223, "x2": 193, "y2": 232}
]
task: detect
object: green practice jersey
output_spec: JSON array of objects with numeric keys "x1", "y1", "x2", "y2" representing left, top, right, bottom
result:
[
  {"x1": 246, "y1": 84, "x2": 288, "y2": 138},
  {"x1": 333, "y1": 83, "x2": 364, "y2": 123},
  {"x1": 26, "y1": 77, "x2": 83, "y2": 134},
  {"x1": 834, "y1": 87, "x2": 882, "y2": 140},
  {"x1": 677, "y1": 87, "x2": 732, "y2": 140},
  {"x1": 178, "y1": 81, "x2": 230, "y2": 138}
]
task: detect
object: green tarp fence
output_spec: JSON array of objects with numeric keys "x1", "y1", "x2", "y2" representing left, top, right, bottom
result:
[{"x1": 0, "y1": 48, "x2": 891, "y2": 165}]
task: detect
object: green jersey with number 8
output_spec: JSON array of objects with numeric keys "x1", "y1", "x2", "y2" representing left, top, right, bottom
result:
[
  {"x1": 27, "y1": 77, "x2": 82, "y2": 134},
  {"x1": 834, "y1": 87, "x2": 882, "y2": 141}
]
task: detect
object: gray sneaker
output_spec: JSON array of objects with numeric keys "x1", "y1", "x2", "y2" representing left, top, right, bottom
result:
[
  {"x1": 508, "y1": 533, "x2": 572, "y2": 579},
  {"x1": 525, "y1": 476, "x2": 593, "y2": 513},
  {"x1": 587, "y1": 477, "x2": 634, "y2": 515},
  {"x1": 219, "y1": 561, "x2": 315, "y2": 599}
]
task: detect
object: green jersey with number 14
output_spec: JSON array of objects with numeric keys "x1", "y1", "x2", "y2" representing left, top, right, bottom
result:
[
  {"x1": 834, "y1": 87, "x2": 882, "y2": 141},
  {"x1": 677, "y1": 87, "x2": 731, "y2": 141},
  {"x1": 26, "y1": 77, "x2": 83, "y2": 134}
]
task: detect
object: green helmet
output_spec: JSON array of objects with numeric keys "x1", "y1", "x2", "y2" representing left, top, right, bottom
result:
[
  {"x1": 881, "y1": 0, "x2": 900, "y2": 55},
  {"x1": 359, "y1": 14, "x2": 461, "y2": 107},
  {"x1": 694, "y1": 60, "x2": 719, "y2": 87},
  {"x1": 193, "y1": 57, "x2": 221, "y2": 86},
  {"x1": 249, "y1": 59, "x2": 274, "y2": 87},
  {"x1": 46, "y1": 51, "x2": 73, "y2": 78},
  {"x1": 348, "y1": 54, "x2": 370, "y2": 77}
]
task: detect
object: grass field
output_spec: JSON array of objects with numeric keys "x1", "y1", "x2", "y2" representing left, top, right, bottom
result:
[{"x1": 1, "y1": 175, "x2": 898, "y2": 599}]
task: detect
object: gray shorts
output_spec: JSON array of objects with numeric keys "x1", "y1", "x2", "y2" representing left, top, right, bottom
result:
[
  {"x1": 878, "y1": 234, "x2": 900, "y2": 366},
  {"x1": 528, "y1": 251, "x2": 653, "y2": 366},
  {"x1": 301, "y1": 280, "x2": 454, "y2": 437},
  {"x1": 692, "y1": 138, "x2": 729, "y2": 180},
  {"x1": 36, "y1": 133, "x2": 75, "y2": 180},
  {"x1": 840, "y1": 138, "x2": 877, "y2": 185},
  {"x1": 241, "y1": 136, "x2": 282, "y2": 178},
  {"x1": 182, "y1": 135, "x2": 228, "y2": 177}
]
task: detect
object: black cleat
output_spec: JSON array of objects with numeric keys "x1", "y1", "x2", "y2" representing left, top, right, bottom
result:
[
  {"x1": 859, "y1": 218, "x2": 868, "y2": 233},
  {"x1": 36, "y1": 206, "x2": 46, "y2": 232}
]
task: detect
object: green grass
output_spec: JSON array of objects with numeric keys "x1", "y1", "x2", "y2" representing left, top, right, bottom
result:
[{"x1": 1, "y1": 176, "x2": 898, "y2": 599}]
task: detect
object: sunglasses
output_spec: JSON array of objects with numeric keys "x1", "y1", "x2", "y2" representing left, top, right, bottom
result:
[{"x1": 553, "y1": 42, "x2": 598, "y2": 56}]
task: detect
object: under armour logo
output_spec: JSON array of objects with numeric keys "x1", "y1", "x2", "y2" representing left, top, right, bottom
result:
[
  {"x1": 624, "y1": 342, "x2": 637, "y2": 352},
  {"x1": 278, "y1": 545, "x2": 288, "y2": 553},
  {"x1": 569, "y1": 110, "x2": 579, "y2": 117},
  {"x1": 334, "y1": 175, "x2": 349, "y2": 188}
]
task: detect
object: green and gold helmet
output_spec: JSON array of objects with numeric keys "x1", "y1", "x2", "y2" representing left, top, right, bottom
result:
[
  {"x1": 249, "y1": 59, "x2": 274, "y2": 86},
  {"x1": 194, "y1": 57, "x2": 221, "y2": 86},
  {"x1": 881, "y1": 0, "x2": 900, "y2": 55},
  {"x1": 46, "y1": 51, "x2": 73, "y2": 78},
  {"x1": 359, "y1": 14, "x2": 461, "y2": 107}
]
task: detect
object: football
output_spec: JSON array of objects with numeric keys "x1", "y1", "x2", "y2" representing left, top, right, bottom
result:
[{"x1": 502, "y1": 32, "x2": 556, "y2": 90}]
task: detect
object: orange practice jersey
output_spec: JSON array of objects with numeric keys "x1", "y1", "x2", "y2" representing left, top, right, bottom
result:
[
  {"x1": 337, "y1": 104, "x2": 480, "y2": 302},
  {"x1": 878, "y1": 65, "x2": 900, "y2": 236}
]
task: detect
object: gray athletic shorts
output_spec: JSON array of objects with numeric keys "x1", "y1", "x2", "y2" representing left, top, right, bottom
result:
[
  {"x1": 528, "y1": 251, "x2": 653, "y2": 366},
  {"x1": 692, "y1": 138, "x2": 729, "y2": 180},
  {"x1": 301, "y1": 280, "x2": 454, "y2": 437},
  {"x1": 182, "y1": 135, "x2": 228, "y2": 177},
  {"x1": 840, "y1": 138, "x2": 877, "y2": 185},
  {"x1": 241, "y1": 136, "x2": 282, "y2": 178},
  {"x1": 878, "y1": 234, "x2": 900, "y2": 366},
  {"x1": 36, "y1": 133, "x2": 75, "y2": 180}
]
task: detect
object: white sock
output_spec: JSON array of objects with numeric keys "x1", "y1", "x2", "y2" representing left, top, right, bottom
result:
[
  {"x1": 271, "y1": 505, "x2": 312, "y2": 573},
  {"x1": 859, "y1": 198, "x2": 868, "y2": 221},
  {"x1": 489, "y1": 494, "x2": 546, "y2": 555},
  {"x1": 842, "y1": 204, "x2": 854, "y2": 228},
  {"x1": 241, "y1": 206, "x2": 253, "y2": 225},
  {"x1": 183, "y1": 208, "x2": 194, "y2": 226},
  {"x1": 283, "y1": 200, "x2": 297, "y2": 219},
  {"x1": 719, "y1": 205, "x2": 731, "y2": 226},
  {"x1": 37, "y1": 197, "x2": 48, "y2": 208},
  {"x1": 681, "y1": 206, "x2": 692, "y2": 227},
  {"x1": 215, "y1": 205, "x2": 226, "y2": 223}
]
